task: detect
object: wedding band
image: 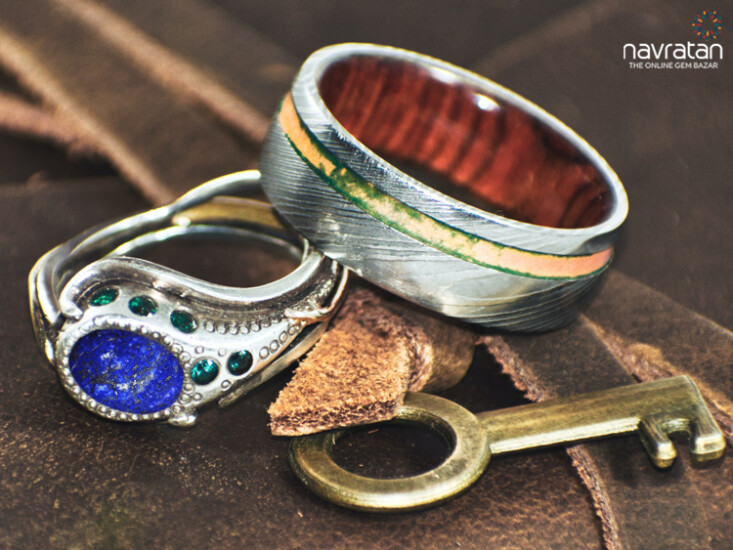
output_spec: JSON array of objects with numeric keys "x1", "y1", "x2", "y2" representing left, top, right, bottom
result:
[
  {"x1": 29, "y1": 170, "x2": 348, "y2": 426},
  {"x1": 260, "y1": 43, "x2": 627, "y2": 330}
]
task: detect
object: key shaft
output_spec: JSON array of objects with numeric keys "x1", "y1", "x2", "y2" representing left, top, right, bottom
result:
[
  {"x1": 288, "y1": 375, "x2": 726, "y2": 511},
  {"x1": 477, "y1": 375, "x2": 724, "y2": 467}
]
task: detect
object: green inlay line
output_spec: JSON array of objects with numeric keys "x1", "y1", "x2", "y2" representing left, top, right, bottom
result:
[{"x1": 276, "y1": 96, "x2": 612, "y2": 281}]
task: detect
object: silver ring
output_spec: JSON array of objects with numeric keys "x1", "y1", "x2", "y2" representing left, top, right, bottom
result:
[
  {"x1": 29, "y1": 170, "x2": 348, "y2": 426},
  {"x1": 259, "y1": 43, "x2": 628, "y2": 330}
]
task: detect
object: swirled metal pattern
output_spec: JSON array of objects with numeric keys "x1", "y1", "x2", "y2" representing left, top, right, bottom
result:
[{"x1": 260, "y1": 44, "x2": 627, "y2": 330}]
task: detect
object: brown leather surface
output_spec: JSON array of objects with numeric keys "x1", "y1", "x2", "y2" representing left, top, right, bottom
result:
[
  {"x1": 482, "y1": 317, "x2": 714, "y2": 550},
  {"x1": 472, "y1": 0, "x2": 732, "y2": 332},
  {"x1": 0, "y1": 0, "x2": 250, "y2": 203},
  {"x1": 99, "y1": 0, "x2": 298, "y2": 118},
  {"x1": 584, "y1": 272, "x2": 733, "y2": 439},
  {"x1": 483, "y1": 269, "x2": 733, "y2": 548},
  {"x1": 0, "y1": 0, "x2": 730, "y2": 548},
  {"x1": 0, "y1": 181, "x2": 602, "y2": 549},
  {"x1": 269, "y1": 286, "x2": 475, "y2": 435}
]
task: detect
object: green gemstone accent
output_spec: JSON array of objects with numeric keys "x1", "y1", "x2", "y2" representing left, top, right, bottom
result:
[
  {"x1": 191, "y1": 359, "x2": 219, "y2": 385},
  {"x1": 170, "y1": 310, "x2": 198, "y2": 333},
  {"x1": 90, "y1": 287, "x2": 119, "y2": 307},
  {"x1": 227, "y1": 350, "x2": 253, "y2": 376},
  {"x1": 128, "y1": 296, "x2": 157, "y2": 316}
]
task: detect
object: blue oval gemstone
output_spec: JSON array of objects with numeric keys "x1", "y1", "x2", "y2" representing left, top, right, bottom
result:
[{"x1": 69, "y1": 329, "x2": 183, "y2": 414}]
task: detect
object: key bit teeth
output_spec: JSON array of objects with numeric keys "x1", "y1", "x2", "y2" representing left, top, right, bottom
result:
[
  {"x1": 639, "y1": 410, "x2": 726, "y2": 467},
  {"x1": 690, "y1": 427, "x2": 726, "y2": 462},
  {"x1": 639, "y1": 417, "x2": 677, "y2": 468}
]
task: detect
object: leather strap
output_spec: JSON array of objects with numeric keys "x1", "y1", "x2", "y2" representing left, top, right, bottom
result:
[
  {"x1": 482, "y1": 322, "x2": 705, "y2": 548},
  {"x1": 482, "y1": 270, "x2": 733, "y2": 549},
  {"x1": 0, "y1": 0, "x2": 249, "y2": 203},
  {"x1": 584, "y1": 271, "x2": 733, "y2": 439},
  {"x1": 0, "y1": 92, "x2": 89, "y2": 152},
  {"x1": 94, "y1": 0, "x2": 297, "y2": 119}
]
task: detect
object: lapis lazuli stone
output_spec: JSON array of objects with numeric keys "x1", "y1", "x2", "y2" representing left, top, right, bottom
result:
[{"x1": 69, "y1": 329, "x2": 183, "y2": 414}]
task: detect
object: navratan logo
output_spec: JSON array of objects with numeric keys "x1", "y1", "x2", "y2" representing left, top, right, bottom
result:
[
  {"x1": 624, "y1": 9, "x2": 723, "y2": 69},
  {"x1": 692, "y1": 9, "x2": 723, "y2": 41}
]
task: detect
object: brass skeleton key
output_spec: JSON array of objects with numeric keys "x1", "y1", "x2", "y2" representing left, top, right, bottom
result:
[{"x1": 289, "y1": 376, "x2": 725, "y2": 512}]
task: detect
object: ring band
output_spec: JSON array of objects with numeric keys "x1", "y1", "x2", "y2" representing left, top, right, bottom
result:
[
  {"x1": 29, "y1": 170, "x2": 348, "y2": 426},
  {"x1": 260, "y1": 43, "x2": 628, "y2": 330}
]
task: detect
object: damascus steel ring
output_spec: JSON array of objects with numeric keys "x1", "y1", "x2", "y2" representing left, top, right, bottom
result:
[
  {"x1": 29, "y1": 170, "x2": 348, "y2": 426},
  {"x1": 260, "y1": 43, "x2": 628, "y2": 330}
]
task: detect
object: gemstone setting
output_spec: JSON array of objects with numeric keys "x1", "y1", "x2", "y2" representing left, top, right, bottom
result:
[
  {"x1": 191, "y1": 359, "x2": 219, "y2": 385},
  {"x1": 128, "y1": 295, "x2": 157, "y2": 316},
  {"x1": 170, "y1": 310, "x2": 197, "y2": 333},
  {"x1": 69, "y1": 329, "x2": 183, "y2": 414},
  {"x1": 227, "y1": 350, "x2": 253, "y2": 375},
  {"x1": 89, "y1": 287, "x2": 119, "y2": 307}
]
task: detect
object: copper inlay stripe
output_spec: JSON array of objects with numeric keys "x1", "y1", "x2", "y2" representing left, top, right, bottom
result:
[{"x1": 278, "y1": 93, "x2": 612, "y2": 279}]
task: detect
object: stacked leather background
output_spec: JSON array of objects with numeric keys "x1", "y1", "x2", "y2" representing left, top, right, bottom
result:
[{"x1": 0, "y1": 1, "x2": 730, "y2": 548}]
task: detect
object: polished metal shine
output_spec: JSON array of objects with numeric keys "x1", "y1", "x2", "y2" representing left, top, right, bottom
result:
[
  {"x1": 290, "y1": 376, "x2": 725, "y2": 512},
  {"x1": 29, "y1": 171, "x2": 348, "y2": 425},
  {"x1": 259, "y1": 43, "x2": 629, "y2": 330}
]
